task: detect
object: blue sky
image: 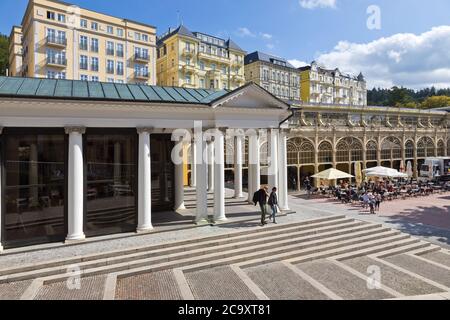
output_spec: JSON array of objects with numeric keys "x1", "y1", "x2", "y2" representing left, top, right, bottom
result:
[{"x1": 1, "y1": 0, "x2": 450, "y2": 89}]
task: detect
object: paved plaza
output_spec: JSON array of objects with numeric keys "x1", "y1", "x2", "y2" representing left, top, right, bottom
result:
[{"x1": 0, "y1": 189, "x2": 449, "y2": 300}]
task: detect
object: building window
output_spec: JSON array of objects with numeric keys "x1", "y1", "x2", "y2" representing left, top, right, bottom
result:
[
  {"x1": 80, "y1": 55, "x2": 88, "y2": 70},
  {"x1": 80, "y1": 19, "x2": 87, "y2": 28},
  {"x1": 106, "y1": 41, "x2": 114, "y2": 56},
  {"x1": 91, "y1": 38, "x2": 99, "y2": 53},
  {"x1": 47, "y1": 11, "x2": 55, "y2": 20},
  {"x1": 200, "y1": 78, "x2": 205, "y2": 88},
  {"x1": 185, "y1": 75, "x2": 191, "y2": 84},
  {"x1": 142, "y1": 34, "x2": 148, "y2": 42},
  {"x1": 117, "y1": 28, "x2": 124, "y2": 37},
  {"x1": 91, "y1": 22, "x2": 98, "y2": 31},
  {"x1": 116, "y1": 79, "x2": 124, "y2": 84},
  {"x1": 318, "y1": 141, "x2": 333, "y2": 163},
  {"x1": 47, "y1": 70, "x2": 55, "y2": 79},
  {"x1": 116, "y1": 43, "x2": 124, "y2": 57},
  {"x1": 222, "y1": 66, "x2": 227, "y2": 75},
  {"x1": 107, "y1": 60, "x2": 114, "y2": 74},
  {"x1": 199, "y1": 61, "x2": 205, "y2": 70},
  {"x1": 80, "y1": 74, "x2": 88, "y2": 81},
  {"x1": 135, "y1": 32, "x2": 141, "y2": 41},
  {"x1": 91, "y1": 76, "x2": 99, "y2": 82},
  {"x1": 366, "y1": 141, "x2": 377, "y2": 161},
  {"x1": 79, "y1": 35, "x2": 88, "y2": 50},
  {"x1": 117, "y1": 62, "x2": 124, "y2": 76},
  {"x1": 107, "y1": 26, "x2": 114, "y2": 34},
  {"x1": 57, "y1": 14, "x2": 66, "y2": 23},
  {"x1": 107, "y1": 78, "x2": 114, "y2": 83},
  {"x1": 91, "y1": 57, "x2": 99, "y2": 72}
]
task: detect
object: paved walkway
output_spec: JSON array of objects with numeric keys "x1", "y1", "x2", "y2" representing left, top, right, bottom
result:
[{"x1": 289, "y1": 192, "x2": 450, "y2": 250}]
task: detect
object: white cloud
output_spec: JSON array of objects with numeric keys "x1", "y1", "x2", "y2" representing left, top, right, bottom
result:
[
  {"x1": 315, "y1": 26, "x2": 450, "y2": 89},
  {"x1": 261, "y1": 33, "x2": 273, "y2": 40},
  {"x1": 236, "y1": 27, "x2": 255, "y2": 38},
  {"x1": 299, "y1": 0, "x2": 336, "y2": 10},
  {"x1": 288, "y1": 59, "x2": 309, "y2": 68}
]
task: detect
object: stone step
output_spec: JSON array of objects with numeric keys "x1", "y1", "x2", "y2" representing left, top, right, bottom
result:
[
  {"x1": 370, "y1": 242, "x2": 441, "y2": 259},
  {"x1": 244, "y1": 262, "x2": 332, "y2": 300},
  {"x1": 0, "y1": 215, "x2": 347, "y2": 278},
  {"x1": 341, "y1": 256, "x2": 444, "y2": 296},
  {"x1": 0, "y1": 220, "x2": 367, "y2": 283},
  {"x1": 177, "y1": 229, "x2": 401, "y2": 273},
  {"x1": 234, "y1": 232, "x2": 410, "y2": 269},
  {"x1": 331, "y1": 240, "x2": 431, "y2": 261},
  {"x1": 29, "y1": 223, "x2": 390, "y2": 284},
  {"x1": 295, "y1": 259, "x2": 394, "y2": 300},
  {"x1": 416, "y1": 250, "x2": 450, "y2": 268},
  {"x1": 384, "y1": 254, "x2": 450, "y2": 287}
]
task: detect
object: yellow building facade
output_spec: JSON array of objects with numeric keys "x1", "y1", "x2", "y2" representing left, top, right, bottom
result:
[
  {"x1": 300, "y1": 61, "x2": 367, "y2": 106},
  {"x1": 9, "y1": 0, "x2": 157, "y2": 85},
  {"x1": 156, "y1": 25, "x2": 246, "y2": 90}
]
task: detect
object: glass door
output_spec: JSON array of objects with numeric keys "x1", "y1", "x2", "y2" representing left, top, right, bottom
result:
[{"x1": 151, "y1": 134, "x2": 175, "y2": 211}]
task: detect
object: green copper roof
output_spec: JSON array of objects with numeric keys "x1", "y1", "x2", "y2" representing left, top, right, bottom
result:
[{"x1": 0, "y1": 76, "x2": 229, "y2": 105}]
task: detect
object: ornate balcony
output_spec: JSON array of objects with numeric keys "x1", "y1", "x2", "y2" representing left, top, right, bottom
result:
[
  {"x1": 134, "y1": 71, "x2": 149, "y2": 79},
  {"x1": 46, "y1": 36, "x2": 67, "y2": 48},
  {"x1": 134, "y1": 53, "x2": 150, "y2": 63},
  {"x1": 46, "y1": 56, "x2": 67, "y2": 67}
]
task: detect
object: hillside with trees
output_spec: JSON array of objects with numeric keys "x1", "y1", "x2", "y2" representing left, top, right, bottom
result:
[
  {"x1": 0, "y1": 33, "x2": 8, "y2": 76},
  {"x1": 368, "y1": 86, "x2": 450, "y2": 109}
]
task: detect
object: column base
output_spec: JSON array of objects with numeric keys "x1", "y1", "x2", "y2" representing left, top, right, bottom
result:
[
  {"x1": 175, "y1": 203, "x2": 186, "y2": 211},
  {"x1": 212, "y1": 217, "x2": 228, "y2": 224},
  {"x1": 195, "y1": 218, "x2": 211, "y2": 226},
  {"x1": 65, "y1": 234, "x2": 86, "y2": 244},
  {"x1": 136, "y1": 226, "x2": 154, "y2": 234},
  {"x1": 234, "y1": 194, "x2": 244, "y2": 199}
]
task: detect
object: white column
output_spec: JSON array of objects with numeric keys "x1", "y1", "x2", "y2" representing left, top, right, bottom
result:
[
  {"x1": 195, "y1": 135, "x2": 208, "y2": 224},
  {"x1": 278, "y1": 130, "x2": 290, "y2": 211},
  {"x1": 207, "y1": 140, "x2": 214, "y2": 192},
  {"x1": 248, "y1": 131, "x2": 260, "y2": 203},
  {"x1": 190, "y1": 140, "x2": 196, "y2": 187},
  {"x1": 137, "y1": 128, "x2": 153, "y2": 232},
  {"x1": 65, "y1": 127, "x2": 86, "y2": 242},
  {"x1": 174, "y1": 138, "x2": 186, "y2": 211},
  {"x1": 234, "y1": 135, "x2": 244, "y2": 198},
  {"x1": 268, "y1": 129, "x2": 279, "y2": 189},
  {"x1": 214, "y1": 130, "x2": 226, "y2": 222},
  {"x1": 0, "y1": 127, "x2": 3, "y2": 252}
]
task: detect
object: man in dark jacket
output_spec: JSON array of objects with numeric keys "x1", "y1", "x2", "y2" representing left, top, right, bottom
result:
[
  {"x1": 253, "y1": 186, "x2": 269, "y2": 226},
  {"x1": 268, "y1": 187, "x2": 278, "y2": 224}
]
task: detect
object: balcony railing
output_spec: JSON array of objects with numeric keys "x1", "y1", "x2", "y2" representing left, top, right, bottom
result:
[
  {"x1": 134, "y1": 53, "x2": 150, "y2": 62},
  {"x1": 46, "y1": 56, "x2": 67, "y2": 67},
  {"x1": 134, "y1": 71, "x2": 149, "y2": 79},
  {"x1": 46, "y1": 36, "x2": 67, "y2": 47}
]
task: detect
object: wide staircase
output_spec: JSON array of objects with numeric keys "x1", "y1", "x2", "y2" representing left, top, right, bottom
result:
[{"x1": 0, "y1": 215, "x2": 449, "y2": 300}]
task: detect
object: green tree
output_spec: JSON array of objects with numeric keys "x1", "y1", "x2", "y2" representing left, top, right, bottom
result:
[
  {"x1": 420, "y1": 96, "x2": 450, "y2": 109},
  {"x1": 0, "y1": 33, "x2": 9, "y2": 76}
]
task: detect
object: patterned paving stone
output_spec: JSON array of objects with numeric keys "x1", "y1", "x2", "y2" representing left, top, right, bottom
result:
[
  {"x1": 418, "y1": 251, "x2": 450, "y2": 268},
  {"x1": 0, "y1": 280, "x2": 32, "y2": 300},
  {"x1": 115, "y1": 270, "x2": 183, "y2": 300},
  {"x1": 385, "y1": 254, "x2": 450, "y2": 287},
  {"x1": 245, "y1": 262, "x2": 330, "y2": 300},
  {"x1": 343, "y1": 256, "x2": 442, "y2": 296},
  {"x1": 35, "y1": 275, "x2": 106, "y2": 300},
  {"x1": 185, "y1": 266, "x2": 257, "y2": 300},
  {"x1": 296, "y1": 260, "x2": 394, "y2": 300}
]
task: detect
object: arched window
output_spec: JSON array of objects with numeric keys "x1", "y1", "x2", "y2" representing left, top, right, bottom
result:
[
  {"x1": 287, "y1": 141, "x2": 299, "y2": 165},
  {"x1": 287, "y1": 138, "x2": 315, "y2": 165},
  {"x1": 260, "y1": 142, "x2": 268, "y2": 166},
  {"x1": 299, "y1": 139, "x2": 315, "y2": 164},
  {"x1": 366, "y1": 141, "x2": 378, "y2": 161},
  {"x1": 405, "y1": 140, "x2": 414, "y2": 159},
  {"x1": 350, "y1": 139, "x2": 363, "y2": 162},
  {"x1": 224, "y1": 140, "x2": 234, "y2": 169},
  {"x1": 381, "y1": 137, "x2": 401, "y2": 160},
  {"x1": 417, "y1": 137, "x2": 435, "y2": 158},
  {"x1": 318, "y1": 141, "x2": 333, "y2": 163},
  {"x1": 437, "y1": 140, "x2": 445, "y2": 157},
  {"x1": 336, "y1": 140, "x2": 350, "y2": 162}
]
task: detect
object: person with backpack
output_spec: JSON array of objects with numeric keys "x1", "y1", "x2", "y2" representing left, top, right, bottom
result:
[
  {"x1": 253, "y1": 186, "x2": 269, "y2": 226},
  {"x1": 268, "y1": 187, "x2": 279, "y2": 224}
]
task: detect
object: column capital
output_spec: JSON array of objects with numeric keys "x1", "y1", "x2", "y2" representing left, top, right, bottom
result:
[
  {"x1": 65, "y1": 126, "x2": 86, "y2": 134},
  {"x1": 137, "y1": 127, "x2": 154, "y2": 135}
]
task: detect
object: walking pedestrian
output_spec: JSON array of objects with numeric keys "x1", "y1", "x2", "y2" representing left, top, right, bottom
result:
[
  {"x1": 253, "y1": 186, "x2": 269, "y2": 226},
  {"x1": 268, "y1": 187, "x2": 278, "y2": 224}
]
